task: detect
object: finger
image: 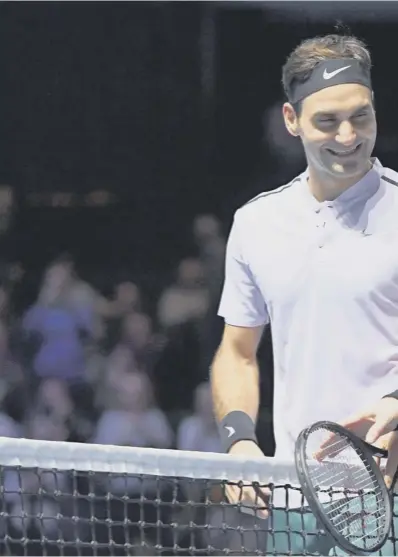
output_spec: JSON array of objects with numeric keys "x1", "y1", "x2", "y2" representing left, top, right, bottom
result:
[
  {"x1": 384, "y1": 435, "x2": 398, "y2": 489},
  {"x1": 253, "y1": 483, "x2": 271, "y2": 506},
  {"x1": 314, "y1": 432, "x2": 348, "y2": 460},
  {"x1": 338, "y1": 414, "x2": 372, "y2": 429},
  {"x1": 225, "y1": 482, "x2": 241, "y2": 504},
  {"x1": 315, "y1": 414, "x2": 378, "y2": 460},
  {"x1": 314, "y1": 417, "x2": 370, "y2": 460},
  {"x1": 242, "y1": 486, "x2": 269, "y2": 519},
  {"x1": 313, "y1": 432, "x2": 337, "y2": 460},
  {"x1": 226, "y1": 482, "x2": 269, "y2": 518},
  {"x1": 366, "y1": 418, "x2": 396, "y2": 445}
]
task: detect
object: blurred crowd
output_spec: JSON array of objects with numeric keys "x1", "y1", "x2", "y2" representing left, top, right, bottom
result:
[
  {"x1": 0, "y1": 211, "x2": 226, "y2": 453},
  {"x1": 0, "y1": 208, "x2": 236, "y2": 554}
]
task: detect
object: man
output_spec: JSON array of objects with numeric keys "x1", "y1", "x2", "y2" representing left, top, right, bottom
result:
[{"x1": 211, "y1": 33, "x2": 398, "y2": 555}]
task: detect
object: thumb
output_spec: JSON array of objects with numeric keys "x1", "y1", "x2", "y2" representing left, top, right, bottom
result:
[{"x1": 366, "y1": 420, "x2": 393, "y2": 444}]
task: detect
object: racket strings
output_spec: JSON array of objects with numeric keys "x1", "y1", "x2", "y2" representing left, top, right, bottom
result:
[{"x1": 305, "y1": 427, "x2": 387, "y2": 549}]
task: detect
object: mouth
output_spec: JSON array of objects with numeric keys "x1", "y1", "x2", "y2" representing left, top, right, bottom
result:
[{"x1": 326, "y1": 144, "x2": 362, "y2": 157}]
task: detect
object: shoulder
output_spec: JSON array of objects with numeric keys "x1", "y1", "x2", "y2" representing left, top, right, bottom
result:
[
  {"x1": 233, "y1": 175, "x2": 302, "y2": 227},
  {"x1": 377, "y1": 163, "x2": 398, "y2": 212},
  {"x1": 380, "y1": 166, "x2": 398, "y2": 189},
  {"x1": 373, "y1": 157, "x2": 398, "y2": 190}
]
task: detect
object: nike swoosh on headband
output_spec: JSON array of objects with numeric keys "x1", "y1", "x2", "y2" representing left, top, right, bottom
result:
[{"x1": 323, "y1": 65, "x2": 352, "y2": 80}]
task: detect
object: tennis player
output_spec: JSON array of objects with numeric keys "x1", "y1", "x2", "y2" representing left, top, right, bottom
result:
[{"x1": 211, "y1": 33, "x2": 398, "y2": 555}]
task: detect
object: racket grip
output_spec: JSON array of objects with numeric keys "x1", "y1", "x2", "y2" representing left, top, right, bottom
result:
[
  {"x1": 363, "y1": 440, "x2": 388, "y2": 458},
  {"x1": 372, "y1": 448, "x2": 389, "y2": 458}
]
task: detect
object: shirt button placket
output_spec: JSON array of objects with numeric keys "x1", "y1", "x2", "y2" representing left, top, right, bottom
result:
[{"x1": 315, "y1": 207, "x2": 327, "y2": 248}]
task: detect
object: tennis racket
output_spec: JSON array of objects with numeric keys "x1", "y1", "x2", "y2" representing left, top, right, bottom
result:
[{"x1": 295, "y1": 420, "x2": 393, "y2": 555}]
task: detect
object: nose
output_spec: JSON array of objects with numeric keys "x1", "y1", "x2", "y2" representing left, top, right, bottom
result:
[{"x1": 335, "y1": 120, "x2": 357, "y2": 146}]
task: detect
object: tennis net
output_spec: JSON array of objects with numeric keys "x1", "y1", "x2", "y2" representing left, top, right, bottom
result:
[{"x1": 0, "y1": 437, "x2": 396, "y2": 556}]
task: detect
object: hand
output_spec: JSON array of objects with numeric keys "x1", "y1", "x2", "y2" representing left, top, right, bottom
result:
[
  {"x1": 369, "y1": 431, "x2": 398, "y2": 488},
  {"x1": 225, "y1": 440, "x2": 270, "y2": 518},
  {"x1": 315, "y1": 397, "x2": 398, "y2": 488}
]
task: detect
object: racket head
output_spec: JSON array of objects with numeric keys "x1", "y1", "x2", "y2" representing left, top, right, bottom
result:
[{"x1": 295, "y1": 421, "x2": 392, "y2": 555}]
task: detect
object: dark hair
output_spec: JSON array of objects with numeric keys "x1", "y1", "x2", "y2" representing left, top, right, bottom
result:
[{"x1": 282, "y1": 34, "x2": 372, "y2": 106}]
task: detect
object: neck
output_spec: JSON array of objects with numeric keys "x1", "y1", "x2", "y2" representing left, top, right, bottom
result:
[{"x1": 307, "y1": 161, "x2": 372, "y2": 202}]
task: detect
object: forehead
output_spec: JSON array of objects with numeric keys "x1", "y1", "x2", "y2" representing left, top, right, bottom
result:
[{"x1": 301, "y1": 83, "x2": 373, "y2": 115}]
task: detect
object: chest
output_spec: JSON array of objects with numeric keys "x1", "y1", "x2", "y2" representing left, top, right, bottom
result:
[{"x1": 244, "y1": 212, "x2": 398, "y2": 311}]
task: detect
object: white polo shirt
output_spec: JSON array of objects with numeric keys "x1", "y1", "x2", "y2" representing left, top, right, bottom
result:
[{"x1": 218, "y1": 159, "x2": 398, "y2": 469}]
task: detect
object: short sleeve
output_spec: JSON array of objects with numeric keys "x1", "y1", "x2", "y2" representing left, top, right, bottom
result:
[{"x1": 218, "y1": 213, "x2": 269, "y2": 327}]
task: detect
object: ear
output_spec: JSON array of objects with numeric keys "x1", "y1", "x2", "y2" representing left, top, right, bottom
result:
[{"x1": 283, "y1": 102, "x2": 299, "y2": 137}]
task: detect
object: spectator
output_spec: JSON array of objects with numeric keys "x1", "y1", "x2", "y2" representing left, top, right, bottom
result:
[
  {"x1": 46, "y1": 253, "x2": 104, "y2": 341},
  {"x1": 88, "y1": 280, "x2": 144, "y2": 344},
  {"x1": 83, "y1": 337, "x2": 108, "y2": 388},
  {"x1": 92, "y1": 370, "x2": 173, "y2": 554},
  {"x1": 32, "y1": 377, "x2": 95, "y2": 443},
  {"x1": 192, "y1": 215, "x2": 226, "y2": 380},
  {"x1": 22, "y1": 258, "x2": 95, "y2": 383},
  {"x1": 177, "y1": 381, "x2": 220, "y2": 453},
  {"x1": 110, "y1": 312, "x2": 164, "y2": 377},
  {"x1": 35, "y1": 377, "x2": 73, "y2": 418},
  {"x1": 157, "y1": 257, "x2": 209, "y2": 330},
  {"x1": 4, "y1": 395, "x2": 71, "y2": 549},
  {"x1": 33, "y1": 253, "x2": 137, "y2": 343},
  {"x1": 93, "y1": 370, "x2": 173, "y2": 449},
  {"x1": 113, "y1": 281, "x2": 142, "y2": 315},
  {"x1": 192, "y1": 214, "x2": 225, "y2": 295},
  {"x1": 0, "y1": 319, "x2": 24, "y2": 394},
  {"x1": 94, "y1": 339, "x2": 140, "y2": 411},
  {"x1": 101, "y1": 281, "x2": 143, "y2": 352}
]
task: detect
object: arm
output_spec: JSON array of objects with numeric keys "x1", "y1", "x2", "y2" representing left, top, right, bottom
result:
[
  {"x1": 210, "y1": 211, "x2": 270, "y2": 515},
  {"x1": 211, "y1": 323, "x2": 263, "y2": 423},
  {"x1": 211, "y1": 211, "x2": 269, "y2": 421},
  {"x1": 211, "y1": 210, "x2": 269, "y2": 452}
]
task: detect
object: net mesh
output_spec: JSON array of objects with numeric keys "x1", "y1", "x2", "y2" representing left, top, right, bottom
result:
[{"x1": 0, "y1": 437, "x2": 396, "y2": 556}]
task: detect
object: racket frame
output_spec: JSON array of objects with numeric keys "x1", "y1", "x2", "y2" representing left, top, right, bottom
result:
[{"x1": 295, "y1": 420, "x2": 392, "y2": 555}]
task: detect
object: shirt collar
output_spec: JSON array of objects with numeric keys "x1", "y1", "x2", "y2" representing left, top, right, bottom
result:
[{"x1": 300, "y1": 157, "x2": 382, "y2": 210}]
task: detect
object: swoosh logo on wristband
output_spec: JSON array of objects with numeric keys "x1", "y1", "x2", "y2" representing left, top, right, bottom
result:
[{"x1": 224, "y1": 425, "x2": 235, "y2": 438}]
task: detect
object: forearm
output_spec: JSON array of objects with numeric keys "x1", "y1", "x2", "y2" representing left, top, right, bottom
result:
[{"x1": 211, "y1": 345, "x2": 260, "y2": 423}]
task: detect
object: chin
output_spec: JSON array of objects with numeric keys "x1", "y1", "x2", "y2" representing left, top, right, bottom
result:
[
  {"x1": 338, "y1": 162, "x2": 369, "y2": 175},
  {"x1": 326, "y1": 158, "x2": 370, "y2": 179}
]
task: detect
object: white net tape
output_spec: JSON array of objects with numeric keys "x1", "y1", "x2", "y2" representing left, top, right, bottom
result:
[{"x1": 0, "y1": 437, "x2": 296, "y2": 484}]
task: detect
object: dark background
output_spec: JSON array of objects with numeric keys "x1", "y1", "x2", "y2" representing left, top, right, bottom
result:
[{"x1": 2, "y1": 2, "x2": 398, "y2": 281}]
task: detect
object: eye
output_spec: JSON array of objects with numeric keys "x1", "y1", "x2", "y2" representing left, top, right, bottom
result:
[
  {"x1": 352, "y1": 112, "x2": 369, "y2": 120},
  {"x1": 316, "y1": 117, "x2": 337, "y2": 128}
]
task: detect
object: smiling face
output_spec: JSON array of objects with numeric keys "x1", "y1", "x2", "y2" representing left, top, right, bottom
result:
[{"x1": 283, "y1": 83, "x2": 377, "y2": 186}]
